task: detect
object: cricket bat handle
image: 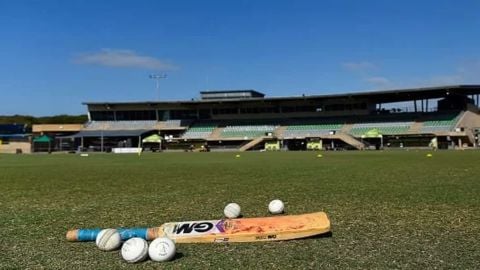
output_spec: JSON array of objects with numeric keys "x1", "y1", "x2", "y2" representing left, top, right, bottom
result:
[{"x1": 66, "y1": 227, "x2": 164, "y2": 242}]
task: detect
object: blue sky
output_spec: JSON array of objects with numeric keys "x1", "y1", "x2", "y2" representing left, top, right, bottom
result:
[{"x1": 1, "y1": 0, "x2": 479, "y2": 116}]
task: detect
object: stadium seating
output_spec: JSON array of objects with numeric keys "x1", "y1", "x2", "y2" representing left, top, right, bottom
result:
[
  {"x1": 349, "y1": 121, "x2": 413, "y2": 136},
  {"x1": 283, "y1": 123, "x2": 343, "y2": 137},
  {"x1": 181, "y1": 123, "x2": 217, "y2": 139},
  {"x1": 221, "y1": 124, "x2": 276, "y2": 138},
  {"x1": 163, "y1": 120, "x2": 183, "y2": 128},
  {"x1": 420, "y1": 114, "x2": 460, "y2": 133}
]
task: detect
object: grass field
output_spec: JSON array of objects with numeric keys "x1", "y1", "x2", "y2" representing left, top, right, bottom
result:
[{"x1": 1, "y1": 151, "x2": 479, "y2": 269}]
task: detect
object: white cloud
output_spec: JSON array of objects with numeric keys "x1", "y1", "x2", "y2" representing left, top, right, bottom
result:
[
  {"x1": 343, "y1": 58, "x2": 480, "y2": 89},
  {"x1": 341, "y1": 61, "x2": 377, "y2": 72},
  {"x1": 428, "y1": 60, "x2": 480, "y2": 86},
  {"x1": 427, "y1": 74, "x2": 464, "y2": 86},
  {"x1": 364, "y1": 76, "x2": 392, "y2": 88},
  {"x1": 406, "y1": 60, "x2": 479, "y2": 88},
  {"x1": 341, "y1": 60, "x2": 392, "y2": 88},
  {"x1": 74, "y1": 49, "x2": 177, "y2": 70}
]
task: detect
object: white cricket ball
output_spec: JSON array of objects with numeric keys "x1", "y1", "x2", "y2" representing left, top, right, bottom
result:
[
  {"x1": 121, "y1": 237, "x2": 148, "y2": 263},
  {"x1": 95, "y1": 228, "x2": 121, "y2": 251},
  {"x1": 268, "y1": 199, "x2": 285, "y2": 214},
  {"x1": 148, "y1": 237, "x2": 176, "y2": 262},
  {"x1": 224, "y1": 202, "x2": 241, "y2": 219}
]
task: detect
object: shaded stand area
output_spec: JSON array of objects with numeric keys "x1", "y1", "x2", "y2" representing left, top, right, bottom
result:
[
  {"x1": 59, "y1": 129, "x2": 154, "y2": 152},
  {"x1": 360, "y1": 129, "x2": 383, "y2": 150}
]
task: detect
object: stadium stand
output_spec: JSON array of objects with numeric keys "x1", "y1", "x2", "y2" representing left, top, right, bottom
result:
[
  {"x1": 221, "y1": 124, "x2": 277, "y2": 138},
  {"x1": 283, "y1": 121, "x2": 343, "y2": 137},
  {"x1": 181, "y1": 123, "x2": 217, "y2": 139},
  {"x1": 73, "y1": 85, "x2": 480, "y2": 151},
  {"x1": 420, "y1": 113, "x2": 461, "y2": 133},
  {"x1": 349, "y1": 121, "x2": 414, "y2": 136}
]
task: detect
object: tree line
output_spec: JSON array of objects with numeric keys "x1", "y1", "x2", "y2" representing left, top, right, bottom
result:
[{"x1": 0, "y1": 115, "x2": 88, "y2": 126}]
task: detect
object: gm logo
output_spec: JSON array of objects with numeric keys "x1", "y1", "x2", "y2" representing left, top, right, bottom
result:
[{"x1": 173, "y1": 222, "x2": 214, "y2": 234}]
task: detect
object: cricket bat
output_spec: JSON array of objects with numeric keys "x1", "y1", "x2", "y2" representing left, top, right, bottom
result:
[{"x1": 66, "y1": 211, "x2": 330, "y2": 243}]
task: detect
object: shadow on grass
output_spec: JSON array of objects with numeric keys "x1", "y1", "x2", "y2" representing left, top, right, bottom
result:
[
  {"x1": 307, "y1": 231, "x2": 333, "y2": 239},
  {"x1": 173, "y1": 252, "x2": 184, "y2": 261}
]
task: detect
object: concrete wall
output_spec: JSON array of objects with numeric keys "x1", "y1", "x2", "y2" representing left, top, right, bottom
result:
[{"x1": 0, "y1": 142, "x2": 32, "y2": 154}]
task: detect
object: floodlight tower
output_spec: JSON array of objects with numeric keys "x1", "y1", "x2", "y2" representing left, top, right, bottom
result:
[{"x1": 149, "y1": 73, "x2": 167, "y2": 100}]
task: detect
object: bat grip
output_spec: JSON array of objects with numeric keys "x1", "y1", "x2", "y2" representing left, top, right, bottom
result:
[
  {"x1": 66, "y1": 228, "x2": 101, "y2": 241},
  {"x1": 66, "y1": 228, "x2": 150, "y2": 242}
]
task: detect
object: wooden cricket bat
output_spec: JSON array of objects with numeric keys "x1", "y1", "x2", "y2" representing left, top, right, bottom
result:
[{"x1": 66, "y1": 212, "x2": 330, "y2": 243}]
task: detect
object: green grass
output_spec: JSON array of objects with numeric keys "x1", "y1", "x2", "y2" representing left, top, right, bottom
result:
[{"x1": 1, "y1": 151, "x2": 479, "y2": 269}]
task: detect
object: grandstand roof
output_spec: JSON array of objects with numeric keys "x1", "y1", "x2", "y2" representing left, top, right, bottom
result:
[
  {"x1": 60, "y1": 129, "x2": 150, "y2": 138},
  {"x1": 200, "y1": 89, "x2": 265, "y2": 100},
  {"x1": 83, "y1": 85, "x2": 480, "y2": 106}
]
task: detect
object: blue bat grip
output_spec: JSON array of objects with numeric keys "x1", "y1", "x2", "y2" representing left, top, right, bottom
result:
[
  {"x1": 77, "y1": 228, "x2": 102, "y2": 241},
  {"x1": 118, "y1": 228, "x2": 148, "y2": 240},
  {"x1": 76, "y1": 228, "x2": 149, "y2": 241}
]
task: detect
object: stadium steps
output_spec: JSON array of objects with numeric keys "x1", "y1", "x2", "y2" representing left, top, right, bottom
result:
[
  {"x1": 274, "y1": 126, "x2": 287, "y2": 137},
  {"x1": 239, "y1": 137, "x2": 265, "y2": 151},
  {"x1": 408, "y1": 122, "x2": 423, "y2": 133},
  {"x1": 340, "y1": 123, "x2": 353, "y2": 133},
  {"x1": 466, "y1": 130, "x2": 476, "y2": 146},
  {"x1": 453, "y1": 111, "x2": 467, "y2": 130},
  {"x1": 319, "y1": 133, "x2": 364, "y2": 149},
  {"x1": 333, "y1": 133, "x2": 365, "y2": 150},
  {"x1": 155, "y1": 122, "x2": 165, "y2": 129},
  {"x1": 208, "y1": 127, "x2": 224, "y2": 140},
  {"x1": 453, "y1": 111, "x2": 479, "y2": 144}
]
